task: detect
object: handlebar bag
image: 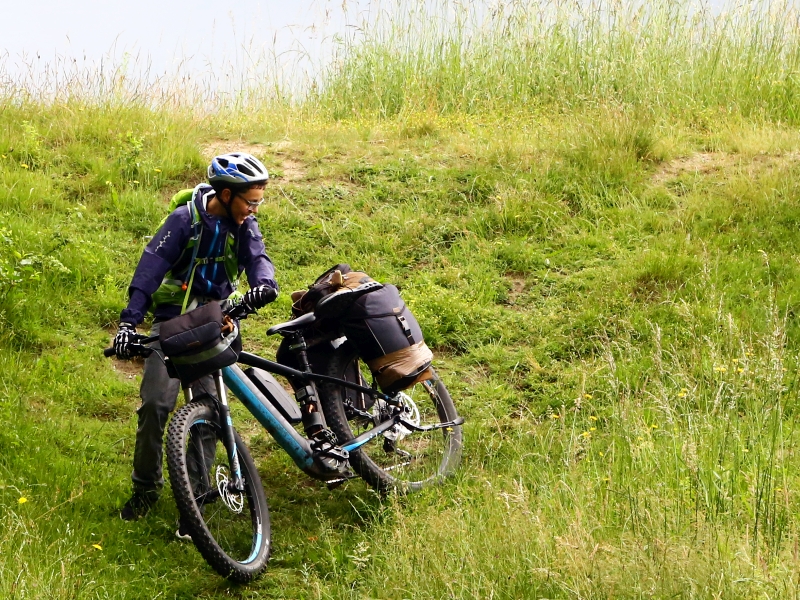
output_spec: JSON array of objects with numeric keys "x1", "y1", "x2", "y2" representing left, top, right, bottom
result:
[
  {"x1": 341, "y1": 284, "x2": 433, "y2": 395},
  {"x1": 159, "y1": 301, "x2": 241, "y2": 384}
]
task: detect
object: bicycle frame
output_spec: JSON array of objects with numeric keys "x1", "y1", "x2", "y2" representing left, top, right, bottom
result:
[{"x1": 208, "y1": 352, "x2": 418, "y2": 482}]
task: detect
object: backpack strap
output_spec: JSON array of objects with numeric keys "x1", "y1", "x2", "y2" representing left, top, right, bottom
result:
[{"x1": 180, "y1": 199, "x2": 204, "y2": 314}]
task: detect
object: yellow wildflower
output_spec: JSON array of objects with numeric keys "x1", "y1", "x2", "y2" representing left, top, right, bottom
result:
[
  {"x1": 583, "y1": 393, "x2": 593, "y2": 399},
  {"x1": 92, "y1": 544, "x2": 102, "y2": 550},
  {"x1": 18, "y1": 497, "x2": 27, "y2": 504},
  {"x1": 589, "y1": 416, "x2": 598, "y2": 422},
  {"x1": 20, "y1": 164, "x2": 29, "y2": 169}
]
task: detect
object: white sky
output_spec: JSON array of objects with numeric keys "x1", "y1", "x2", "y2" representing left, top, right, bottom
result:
[{"x1": 4, "y1": 0, "x2": 369, "y2": 94}]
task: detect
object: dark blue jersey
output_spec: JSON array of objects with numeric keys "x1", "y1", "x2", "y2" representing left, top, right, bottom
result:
[{"x1": 120, "y1": 185, "x2": 277, "y2": 325}]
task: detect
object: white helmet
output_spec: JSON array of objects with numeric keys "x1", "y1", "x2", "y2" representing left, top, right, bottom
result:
[{"x1": 208, "y1": 152, "x2": 269, "y2": 185}]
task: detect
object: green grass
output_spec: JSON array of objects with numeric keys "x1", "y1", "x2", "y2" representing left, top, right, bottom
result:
[{"x1": 4, "y1": 1, "x2": 800, "y2": 597}]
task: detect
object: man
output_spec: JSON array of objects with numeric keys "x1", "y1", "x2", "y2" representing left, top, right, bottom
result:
[{"x1": 113, "y1": 152, "x2": 278, "y2": 525}]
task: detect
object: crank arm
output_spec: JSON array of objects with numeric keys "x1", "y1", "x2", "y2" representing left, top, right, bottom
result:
[{"x1": 315, "y1": 446, "x2": 350, "y2": 461}]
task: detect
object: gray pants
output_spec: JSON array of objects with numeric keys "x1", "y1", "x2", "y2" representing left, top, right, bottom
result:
[{"x1": 132, "y1": 321, "x2": 219, "y2": 493}]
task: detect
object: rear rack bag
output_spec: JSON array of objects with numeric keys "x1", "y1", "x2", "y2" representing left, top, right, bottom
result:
[{"x1": 342, "y1": 284, "x2": 433, "y2": 394}]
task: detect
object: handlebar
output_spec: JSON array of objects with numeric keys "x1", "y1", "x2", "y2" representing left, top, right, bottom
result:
[
  {"x1": 104, "y1": 288, "x2": 278, "y2": 359},
  {"x1": 103, "y1": 335, "x2": 158, "y2": 358}
]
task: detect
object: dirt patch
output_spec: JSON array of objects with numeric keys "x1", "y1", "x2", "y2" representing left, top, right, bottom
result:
[
  {"x1": 505, "y1": 274, "x2": 527, "y2": 309},
  {"x1": 651, "y1": 152, "x2": 733, "y2": 184},
  {"x1": 278, "y1": 158, "x2": 307, "y2": 181},
  {"x1": 652, "y1": 151, "x2": 800, "y2": 185},
  {"x1": 200, "y1": 141, "x2": 271, "y2": 161},
  {"x1": 111, "y1": 356, "x2": 145, "y2": 380}
]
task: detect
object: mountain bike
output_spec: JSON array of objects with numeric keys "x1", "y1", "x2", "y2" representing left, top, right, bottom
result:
[{"x1": 105, "y1": 298, "x2": 463, "y2": 582}]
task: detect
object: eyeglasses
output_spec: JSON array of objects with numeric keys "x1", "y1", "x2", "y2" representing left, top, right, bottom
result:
[{"x1": 234, "y1": 193, "x2": 264, "y2": 209}]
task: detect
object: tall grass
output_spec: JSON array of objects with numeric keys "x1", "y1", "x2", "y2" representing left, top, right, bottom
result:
[
  {"x1": 320, "y1": 0, "x2": 800, "y2": 121},
  {"x1": 3, "y1": 0, "x2": 800, "y2": 123}
]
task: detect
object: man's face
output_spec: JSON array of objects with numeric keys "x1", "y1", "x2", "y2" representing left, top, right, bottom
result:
[{"x1": 224, "y1": 186, "x2": 265, "y2": 225}]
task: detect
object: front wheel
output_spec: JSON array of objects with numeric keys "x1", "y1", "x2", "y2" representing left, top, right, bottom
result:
[
  {"x1": 320, "y1": 345, "x2": 463, "y2": 493},
  {"x1": 166, "y1": 397, "x2": 271, "y2": 582}
]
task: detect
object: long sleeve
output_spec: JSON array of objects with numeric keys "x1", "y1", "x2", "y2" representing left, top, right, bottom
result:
[
  {"x1": 238, "y1": 217, "x2": 278, "y2": 291},
  {"x1": 120, "y1": 208, "x2": 191, "y2": 324}
]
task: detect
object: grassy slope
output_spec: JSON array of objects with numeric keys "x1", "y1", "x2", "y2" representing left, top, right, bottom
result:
[{"x1": 2, "y1": 103, "x2": 800, "y2": 598}]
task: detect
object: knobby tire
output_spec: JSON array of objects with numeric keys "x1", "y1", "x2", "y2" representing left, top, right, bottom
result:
[
  {"x1": 320, "y1": 345, "x2": 463, "y2": 493},
  {"x1": 166, "y1": 397, "x2": 271, "y2": 582}
]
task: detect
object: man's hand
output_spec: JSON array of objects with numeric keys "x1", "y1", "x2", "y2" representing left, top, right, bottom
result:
[
  {"x1": 113, "y1": 322, "x2": 139, "y2": 359},
  {"x1": 242, "y1": 285, "x2": 278, "y2": 312}
]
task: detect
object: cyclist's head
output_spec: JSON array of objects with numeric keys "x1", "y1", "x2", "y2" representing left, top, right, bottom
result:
[{"x1": 208, "y1": 152, "x2": 269, "y2": 224}]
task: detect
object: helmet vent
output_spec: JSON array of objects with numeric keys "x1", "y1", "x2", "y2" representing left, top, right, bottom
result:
[
  {"x1": 217, "y1": 158, "x2": 229, "y2": 168},
  {"x1": 244, "y1": 157, "x2": 264, "y2": 174},
  {"x1": 238, "y1": 163, "x2": 255, "y2": 176}
]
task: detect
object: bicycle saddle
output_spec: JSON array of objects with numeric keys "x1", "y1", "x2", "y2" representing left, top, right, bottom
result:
[{"x1": 267, "y1": 312, "x2": 317, "y2": 336}]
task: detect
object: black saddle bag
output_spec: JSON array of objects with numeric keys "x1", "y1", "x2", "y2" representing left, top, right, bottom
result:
[
  {"x1": 159, "y1": 302, "x2": 241, "y2": 385},
  {"x1": 342, "y1": 284, "x2": 433, "y2": 394}
]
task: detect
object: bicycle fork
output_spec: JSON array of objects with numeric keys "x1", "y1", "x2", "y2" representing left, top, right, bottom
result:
[{"x1": 183, "y1": 372, "x2": 245, "y2": 493}]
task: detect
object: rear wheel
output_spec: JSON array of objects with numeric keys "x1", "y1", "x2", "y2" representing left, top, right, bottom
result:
[
  {"x1": 166, "y1": 397, "x2": 271, "y2": 582},
  {"x1": 320, "y1": 345, "x2": 463, "y2": 493}
]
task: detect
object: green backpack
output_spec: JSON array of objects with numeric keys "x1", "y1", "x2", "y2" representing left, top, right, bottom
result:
[{"x1": 150, "y1": 186, "x2": 240, "y2": 314}]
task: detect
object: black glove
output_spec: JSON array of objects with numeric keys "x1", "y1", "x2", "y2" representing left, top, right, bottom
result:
[
  {"x1": 242, "y1": 285, "x2": 277, "y2": 312},
  {"x1": 113, "y1": 322, "x2": 139, "y2": 359}
]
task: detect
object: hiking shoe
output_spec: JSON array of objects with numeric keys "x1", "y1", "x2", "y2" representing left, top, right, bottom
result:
[
  {"x1": 175, "y1": 518, "x2": 193, "y2": 541},
  {"x1": 119, "y1": 489, "x2": 159, "y2": 521}
]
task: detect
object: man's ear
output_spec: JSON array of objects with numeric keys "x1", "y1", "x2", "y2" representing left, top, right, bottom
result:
[{"x1": 219, "y1": 188, "x2": 232, "y2": 204}]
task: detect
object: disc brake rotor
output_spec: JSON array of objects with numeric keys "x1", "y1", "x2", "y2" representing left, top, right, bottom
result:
[
  {"x1": 216, "y1": 466, "x2": 244, "y2": 513},
  {"x1": 380, "y1": 392, "x2": 420, "y2": 441}
]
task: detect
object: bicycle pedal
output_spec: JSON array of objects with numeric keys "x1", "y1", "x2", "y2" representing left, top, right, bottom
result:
[{"x1": 311, "y1": 442, "x2": 349, "y2": 462}]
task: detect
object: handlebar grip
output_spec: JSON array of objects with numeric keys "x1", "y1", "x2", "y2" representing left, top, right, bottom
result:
[
  {"x1": 104, "y1": 347, "x2": 116, "y2": 357},
  {"x1": 263, "y1": 287, "x2": 278, "y2": 305}
]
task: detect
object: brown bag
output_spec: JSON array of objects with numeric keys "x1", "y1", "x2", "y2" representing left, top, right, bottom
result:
[{"x1": 291, "y1": 264, "x2": 378, "y2": 318}]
